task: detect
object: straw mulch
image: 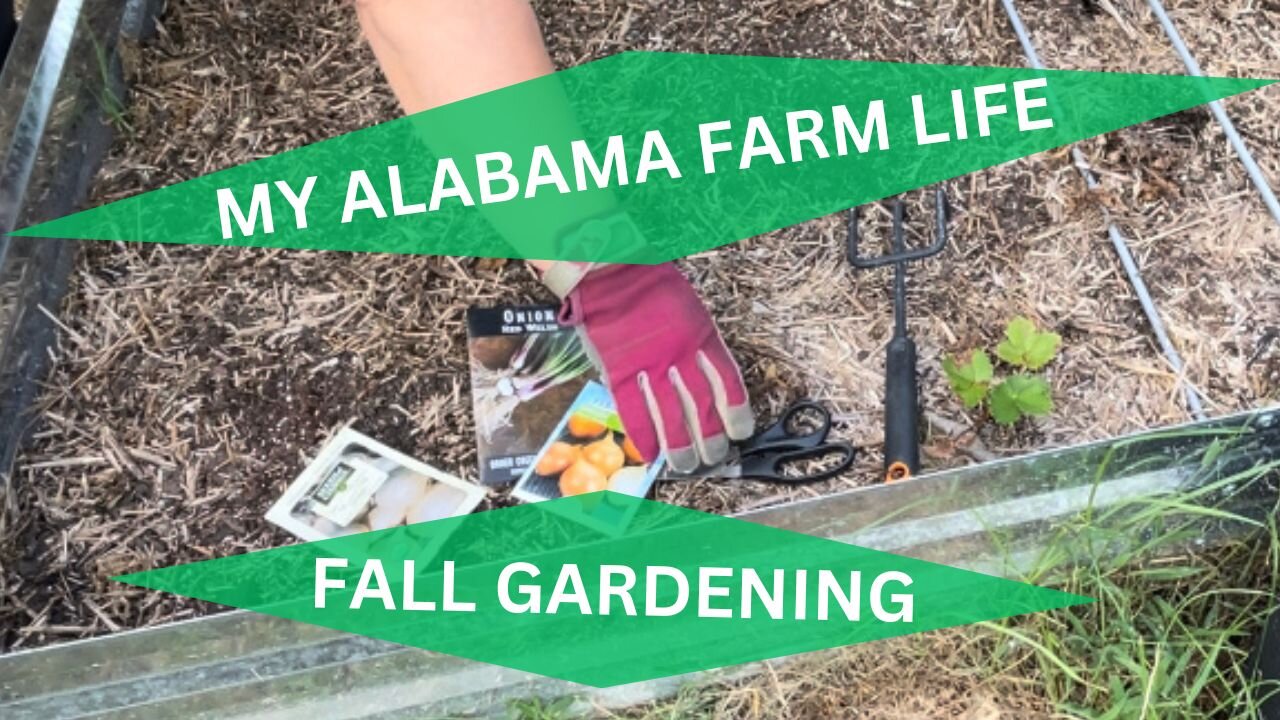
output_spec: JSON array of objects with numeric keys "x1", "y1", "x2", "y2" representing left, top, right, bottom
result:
[
  {"x1": 2, "y1": 0, "x2": 1276, "y2": 673},
  {"x1": 1013, "y1": 0, "x2": 1280, "y2": 411},
  {"x1": 624, "y1": 629, "x2": 1052, "y2": 719}
]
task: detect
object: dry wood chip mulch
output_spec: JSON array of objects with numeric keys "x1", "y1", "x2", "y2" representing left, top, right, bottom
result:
[{"x1": 2, "y1": 0, "x2": 1276, "y2": 658}]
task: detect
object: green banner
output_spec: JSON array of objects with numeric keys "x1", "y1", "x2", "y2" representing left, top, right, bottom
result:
[
  {"x1": 11, "y1": 54, "x2": 1272, "y2": 263},
  {"x1": 117, "y1": 493, "x2": 1089, "y2": 687}
]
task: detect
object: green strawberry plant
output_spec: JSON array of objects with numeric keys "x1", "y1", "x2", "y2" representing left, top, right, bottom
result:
[
  {"x1": 995, "y1": 316, "x2": 1060, "y2": 370},
  {"x1": 943, "y1": 316, "x2": 1060, "y2": 425}
]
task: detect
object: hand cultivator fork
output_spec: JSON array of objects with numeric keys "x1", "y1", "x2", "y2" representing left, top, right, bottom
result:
[{"x1": 847, "y1": 188, "x2": 949, "y2": 483}]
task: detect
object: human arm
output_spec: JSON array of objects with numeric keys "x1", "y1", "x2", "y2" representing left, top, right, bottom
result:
[{"x1": 354, "y1": 0, "x2": 754, "y2": 469}]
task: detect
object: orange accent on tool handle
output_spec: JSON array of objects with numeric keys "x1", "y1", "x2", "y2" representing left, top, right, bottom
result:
[{"x1": 885, "y1": 461, "x2": 912, "y2": 483}]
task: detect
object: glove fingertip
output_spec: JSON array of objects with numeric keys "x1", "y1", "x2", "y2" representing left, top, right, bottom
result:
[
  {"x1": 666, "y1": 445, "x2": 701, "y2": 474},
  {"x1": 700, "y1": 432, "x2": 730, "y2": 467},
  {"x1": 723, "y1": 403, "x2": 756, "y2": 441}
]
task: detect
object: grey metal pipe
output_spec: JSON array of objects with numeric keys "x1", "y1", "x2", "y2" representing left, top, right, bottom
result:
[
  {"x1": 1146, "y1": 0, "x2": 1280, "y2": 228},
  {"x1": 998, "y1": 0, "x2": 1207, "y2": 420}
]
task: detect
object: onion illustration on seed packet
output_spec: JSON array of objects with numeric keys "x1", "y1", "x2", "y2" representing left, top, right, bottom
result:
[
  {"x1": 367, "y1": 471, "x2": 428, "y2": 529},
  {"x1": 406, "y1": 483, "x2": 472, "y2": 524},
  {"x1": 583, "y1": 435, "x2": 624, "y2": 476},
  {"x1": 535, "y1": 441, "x2": 580, "y2": 476},
  {"x1": 310, "y1": 517, "x2": 370, "y2": 536},
  {"x1": 559, "y1": 458, "x2": 608, "y2": 496},
  {"x1": 538, "y1": 407, "x2": 651, "y2": 497},
  {"x1": 364, "y1": 469, "x2": 470, "y2": 529}
]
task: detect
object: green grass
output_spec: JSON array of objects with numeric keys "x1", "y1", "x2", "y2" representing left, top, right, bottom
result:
[
  {"x1": 85, "y1": 22, "x2": 134, "y2": 136},
  {"x1": 980, "y1": 434, "x2": 1280, "y2": 718},
  {"x1": 507, "y1": 696, "x2": 579, "y2": 720}
]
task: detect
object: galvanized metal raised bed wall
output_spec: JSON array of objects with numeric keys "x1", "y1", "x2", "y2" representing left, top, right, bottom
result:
[
  {"x1": 1, "y1": 409, "x2": 1276, "y2": 718},
  {"x1": 0, "y1": 0, "x2": 157, "y2": 496}
]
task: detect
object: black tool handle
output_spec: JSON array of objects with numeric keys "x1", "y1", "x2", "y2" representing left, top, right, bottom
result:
[{"x1": 883, "y1": 334, "x2": 920, "y2": 482}]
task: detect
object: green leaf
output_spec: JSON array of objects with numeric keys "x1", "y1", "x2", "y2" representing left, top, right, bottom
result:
[
  {"x1": 942, "y1": 350, "x2": 993, "y2": 408},
  {"x1": 1024, "y1": 334, "x2": 1060, "y2": 370},
  {"x1": 995, "y1": 316, "x2": 1061, "y2": 370},
  {"x1": 989, "y1": 375, "x2": 1054, "y2": 425},
  {"x1": 576, "y1": 405, "x2": 625, "y2": 433},
  {"x1": 988, "y1": 385, "x2": 1021, "y2": 425},
  {"x1": 1199, "y1": 438, "x2": 1225, "y2": 470}
]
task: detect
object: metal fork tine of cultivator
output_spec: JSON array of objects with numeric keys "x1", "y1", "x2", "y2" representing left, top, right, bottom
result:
[{"x1": 846, "y1": 187, "x2": 948, "y2": 269}]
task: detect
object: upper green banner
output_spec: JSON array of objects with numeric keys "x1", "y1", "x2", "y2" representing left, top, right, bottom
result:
[{"x1": 12, "y1": 54, "x2": 1272, "y2": 262}]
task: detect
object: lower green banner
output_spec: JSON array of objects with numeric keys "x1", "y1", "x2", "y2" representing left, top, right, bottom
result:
[{"x1": 117, "y1": 492, "x2": 1089, "y2": 687}]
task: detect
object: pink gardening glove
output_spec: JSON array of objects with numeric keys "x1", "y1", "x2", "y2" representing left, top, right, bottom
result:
[{"x1": 550, "y1": 262, "x2": 755, "y2": 472}]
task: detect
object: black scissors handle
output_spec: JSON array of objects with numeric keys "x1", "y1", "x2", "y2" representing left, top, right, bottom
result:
[
  {"x1": 736, "y1": 441, "x2": 857, "y2": 484},
  {"x1": 743, "y1": 400, "x2": 833, "y2": 454}
]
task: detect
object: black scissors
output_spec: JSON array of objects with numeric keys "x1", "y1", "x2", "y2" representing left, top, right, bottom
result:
[{"x1": 664, "y1": 400, "x2": 857, "y2": 484}]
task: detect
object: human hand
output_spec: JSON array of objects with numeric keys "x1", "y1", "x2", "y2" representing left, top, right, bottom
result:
[{"x1": 554, "y1": 263, "x2": 754, "y2": 472}]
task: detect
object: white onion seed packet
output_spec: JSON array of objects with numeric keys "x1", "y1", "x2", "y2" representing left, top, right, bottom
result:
[{"x1": 267, "y1": 426, "x2": 485, "y2": 543}]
